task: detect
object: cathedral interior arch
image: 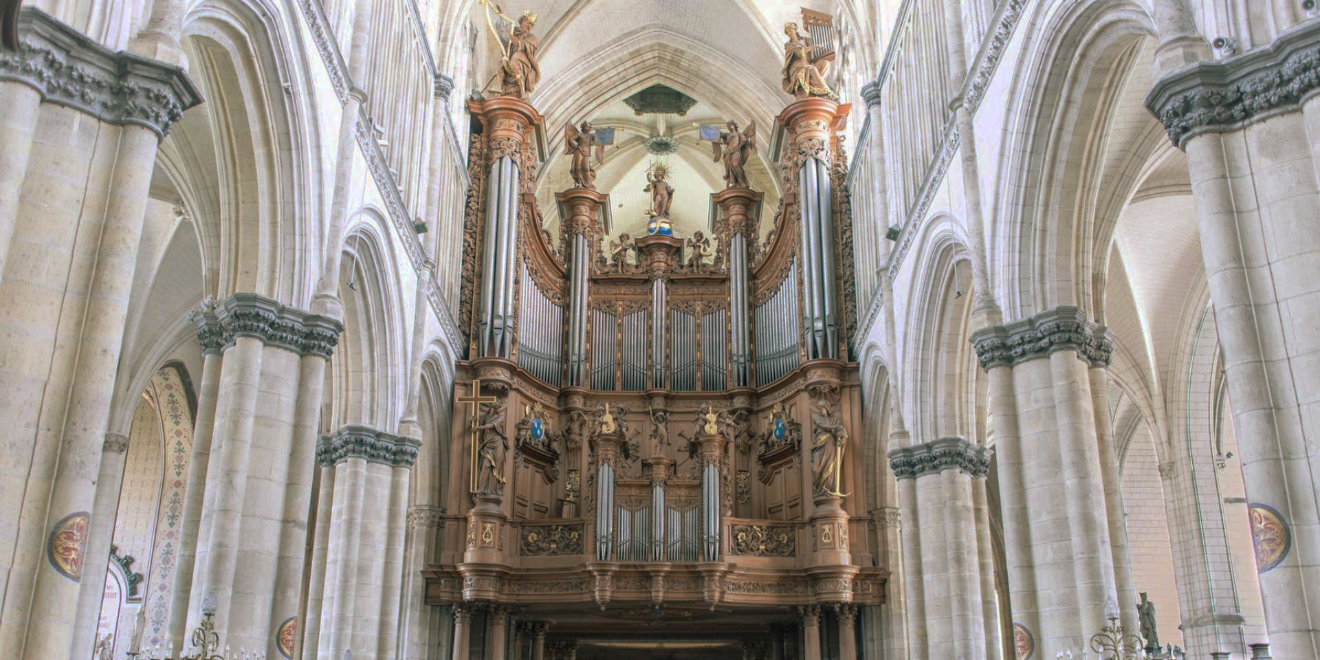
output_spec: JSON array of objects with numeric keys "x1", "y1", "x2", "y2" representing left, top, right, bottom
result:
[{"x1": 2, "y1": 0, "x2": 1319, "y2": 658}]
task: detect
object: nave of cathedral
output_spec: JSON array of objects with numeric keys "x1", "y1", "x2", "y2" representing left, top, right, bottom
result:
[{"x1": 0, "y1": 0, "x2": 1318, "y2": 658}]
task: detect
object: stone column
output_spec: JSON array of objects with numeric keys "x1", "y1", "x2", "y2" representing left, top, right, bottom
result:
[
  {"x1": 889, "y1": 437, "x2": 993, "y2": 660},
  {"x1": 166, "y1": 316, "x2": 225, "y2": 652},
  {"x1": 799, "y1": 605, "x2": 822, "y2": 660},
  {"x1": 0, "y1": 15, "x2": 200, "y2": 657},
  {"x1": 529, "y1": 622, "x2": 548, "y2": 660},
  {"x1": 971, "y1": 307, "x2": 1118, "y2": 658},
  {"x1": 833, "y1": 603, "x2": 858, "y2": 660},
  {"x1": 313, "y1": 425, "x2": 420, "y2": 660},
  {"x1": 451, "y1": 605, "x2": 471, "y2": 660},
  {"x1": 486, "y1": 605, "x2": 510, "y2": 660},
  {"x1": 1087, "y1": 365, "x2": 1139, "y2": 638},
  {"x1": 68, "y1": 434, "x2": 132, "y2": 657},
  {"x1": 971, "y1": 478, "x2": 1003, "y2": 660},
  {"x1": 556, "y1": 187, "x2": 608, "y2": 387},
  {"x1": 1146, "y1": 26, "x2": 1320, "y2": 656}
]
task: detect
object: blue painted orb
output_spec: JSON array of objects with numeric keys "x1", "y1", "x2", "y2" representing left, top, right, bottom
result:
[
  {"x1": 774, "y1": 419, "x2": 786, "y2": 440},
  {"x1": 531, "y1": 419, "x2": 544, "y2": 440},
  {"x1": 648, "y1": 224, "x2": 673, "y2": 236}
]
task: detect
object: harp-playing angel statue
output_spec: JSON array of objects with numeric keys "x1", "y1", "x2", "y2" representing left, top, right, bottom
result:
[
  {"x1": 563, "y1": 121, "x2": 605, "y2": 189},
  {"x1": 711, "y1": 120, "x2": 756, "y2": 189},
  {"x1": 477, "y1": 1, "x2": 541, "y2": 99}
]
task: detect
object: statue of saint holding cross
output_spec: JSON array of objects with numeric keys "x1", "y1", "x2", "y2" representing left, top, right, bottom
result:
[{"x1": 460, "y1": 379, "x2": 508, "y2": 498}]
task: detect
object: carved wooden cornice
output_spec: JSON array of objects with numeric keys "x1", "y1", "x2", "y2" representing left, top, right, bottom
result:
[
  {"x1": 189, "y1": 293, "x2": 344, "y2": 358},
  {"x1": 317, "y1": 424, "x2": 421, "y2": 468},
  {"x1": 887, "y1": 436, "x2": 992, "y2": 480},
  {"x1": 1147, "y1": 19, "x2": 1320, "y2": 148},
  {"x1": 969, "y1": 305, "x2": 1112, "y2": 370},
  {"x1": 1, "y1": 8, "x2": 202, "y2": 138}
]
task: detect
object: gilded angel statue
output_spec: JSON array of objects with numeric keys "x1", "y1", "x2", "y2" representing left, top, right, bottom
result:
[
  {"x1": 711, "y1": 120, "x2": 756, "y2": 189},
  {"x1": 563, "y1": 121, "x2": 605, "y2": 189}
]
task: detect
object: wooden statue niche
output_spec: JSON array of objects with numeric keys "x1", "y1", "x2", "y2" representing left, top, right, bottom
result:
[{"x1": 809, "y1": 386, "x2": 849, "y2": 498}]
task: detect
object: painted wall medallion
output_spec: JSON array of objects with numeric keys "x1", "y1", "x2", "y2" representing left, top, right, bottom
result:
[
  {"x1": 276, "y1": 616, "x2": 297, "y2": 658},
  {"x1": 1249, "y1": 502, "x2": 1291, "y2": 573},
  {"x1": 47, "y1": 511, "x2": 91, "y2": 582},
  {"x1": 774, "y1": 418, "x2": 786, "y2": 440},
  {"x1": 1013, "y1": 622, "x2": 1034, "y2": 660}
]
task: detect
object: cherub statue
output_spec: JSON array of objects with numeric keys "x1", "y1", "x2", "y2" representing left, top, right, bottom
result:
[
  {"x1": 644, "y1": 162, "x2": 675, "y2": 236},
  {"x1": 711, "y1": 120, "x2": 756, "y2": 189},
  {"x1": 608, "y1": 233, "x2": 635, "y2": 273},
  {"x1": 686, "y1": 231, "x2": 715, "y2": 272},
  {"x1": 781, "y1": 22, "x2": 836, "y2": 101},
  {"x1": 649, "y1": 409, "x2": 670, "y2": 451},
  {"x1": 478, "y1": 2, "x2": 541, "y2": 99},
  {"x1": 564, "y1": 121, "x2": 605, "y2": 189}
]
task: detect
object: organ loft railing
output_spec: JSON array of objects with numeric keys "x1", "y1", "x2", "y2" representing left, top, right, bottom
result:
[{"x1": 437, "y1": 12, "x2": 884, "y2": 614}]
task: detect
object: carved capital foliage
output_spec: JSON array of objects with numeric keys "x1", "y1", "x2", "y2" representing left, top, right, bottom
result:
[
  {"x1": 860, "y1": 80, "x2": 882, "y2": 108},
  {"x1": 407, "y1": 505, "x2": 445, "y2": 530},
  {"x1": 798, "y1": 604, "x2": 821, "y2": 625},
  {"x1": 434, "y1": 72, "x2": 455, "y2": 100},
  {"x1": 969, "y1": 306, "x2": 1112, "y2": 370},
  {"x1": 1147, "y1": 20, "x2": 1320, "y2": 147},
  {"x1": 888, "y1": 436, "x2": 992, "y2": 480},
  {"x1": 192, "y1": 293, "x2": 344, "y2": 358},
  {"x1": 519, "y1": 523, "x2": 584, "y2": 556},
  {"x1": 317, "y1": 424, "x2": 421, "y2": 468},
  {"x1": 1, "y1": 9, "x2": 203, "y2": 138},
  {"x1": 109, "y1": 544, "x2": 144, "y2": 599},
  {"x1": 102, "y1": 433, "x2": 129, "y2": 454}
]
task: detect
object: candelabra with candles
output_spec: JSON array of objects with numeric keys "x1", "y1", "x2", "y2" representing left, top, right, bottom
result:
[
  {"x1": 125, "y1": 605, "x2": 266, "y2": 660},
  {"x1": 1088, "y1": 616, "x2": 1146, "y2": 660}
]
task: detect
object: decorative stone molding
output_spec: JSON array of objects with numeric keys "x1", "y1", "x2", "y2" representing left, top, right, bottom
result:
[
  {"x1": 109, "y1": 544, "x2": 144, "y2": 599},
  {"x1": 191, "y1": 293, "x2": 344, "y2": 358},
  {"x1": 888, "y1": 436, "x2": 993, "y2": 480},
  {"x1": 969, "y1": 306, "x2": 1113, "y2": 370},
  {"x1": 434, "y1": 72, "x2": 454, "y2": 100},
  {"x1": 874, "y1": 506, "x2": 901, "y2": 530},
  {"x1": 102, "y1": 433, "x2": 129, "y2": 454},
  {"x1": 1147, "y1": 19, "x2": 1320, "y2": 147},
  {"x1": 317, "y1": 424, "x2": 421, "y2": 467},
  {"x1": 964, "y1": 0, "x2": 1028, "y2": 113},
  {"x1": 519, "y1": 522, "x2": 584, "y2": 556},
  {"x1": 859, "y1": 80, "x2": 882, "y2": 108},
  {"x1": 407, "y1": 505, "x2": 445, "y2": 530},
  {"x1": 831, "y1": 601, "x2": 858, "y2": 622},
  {"x1": 1, "y1": 9, "x2": 203, "y2": 138}
]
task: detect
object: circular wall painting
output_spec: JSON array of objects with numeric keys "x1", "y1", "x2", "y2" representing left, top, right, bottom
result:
[
  {"x1": 1249, "y1": 502, "x2": 1291, "y2": 573},
  {"x1": 1013, "y1": 622, "x2": 1034, "y2": 660},
  {"x1": 276, "y1": 616, "x2": 297, "y2": 658},
  {"x1": 47, "y1": 511, "x2": 90, "y2": 582}
]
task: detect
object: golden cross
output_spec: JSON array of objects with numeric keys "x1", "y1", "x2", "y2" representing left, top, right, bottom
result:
[{"x1": 458, "y1": 379, "x2": 499, "y2": 493}]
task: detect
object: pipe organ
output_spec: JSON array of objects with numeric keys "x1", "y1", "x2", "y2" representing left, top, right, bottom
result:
[{"x1": 436, "y1": 91, "x2": 883, "y2": 646}]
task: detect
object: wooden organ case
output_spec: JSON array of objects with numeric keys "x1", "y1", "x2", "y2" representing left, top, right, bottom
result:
[{"x1": 427, "y1": 91, "x2": 886, "y2": 652}]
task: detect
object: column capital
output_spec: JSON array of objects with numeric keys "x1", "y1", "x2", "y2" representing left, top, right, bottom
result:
[
  {"x1": 190, "y1": 293, "x2": 345, "y2": 358},
  {"x1": 969, "y1": 305, "x2": 1112, "y2": 370},
  {"x1": 102, "y1": 433, "x2": 130, "y2": 454},
  {"x1": 452, "y1": 603, "x2": 472, "y2": 623},
  {"x1": 407, "y1": 505, "x2": 446, "y2": 530},
  {"x1": 888, "y1": 436, "x2": 993, "y2": 480},
  {"x1": 1, "y1": 8, "x2": 203, "y2": 139},
  {"x1": 555, "y1": 188, "x2": 610, "y2": 237},
  {"x1": 859, "y1": 80, "x2": 883, "y2": 108},
  {"x1": 1146, "y1": 18, "x2": 1320, "y2": 148},
  {"x1": 434, "y1": 72, "x2": 455, "y2": 100},
  {"x1": 797, "y1": 604, "x2": 821, "y2": 625},
  {"x1": 831, "y1": 601, "x2": 858, "y2": 622},
  {"x1": 316, "y1": 424, "x2": 421, "y2": 467}
]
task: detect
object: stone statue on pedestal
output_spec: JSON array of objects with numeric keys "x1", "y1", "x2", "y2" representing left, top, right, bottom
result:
[{"x1": 1138, "y1": 592, "x2": 1159, "y2": 652}]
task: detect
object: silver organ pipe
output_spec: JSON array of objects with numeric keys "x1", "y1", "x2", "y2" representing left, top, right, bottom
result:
[
  {"x1": 516, "y1": 264, "x2": 564, "y2": 386},
  {"x1": 621, "y1": 310, "x2": 647, "y2": 391},
  {"x1": 499, "y1": 159, "x2": 521, "y2": 355},
  {"x1": 651, "y1": 279, "x2": 667, "y2": 388},
  {"x1": 802, "y1": 9, "x2": 837, "y2": 64},
  {"x1": 590, "y1": 308, "x2": 617, "y2": 390},
  {"x1": 477, "y1": 157, "x2": 501, "y2": 355},
  {"x1": 753, "y1": 261, "x2": 801, "y2": 385},
  {"x1": 670, "y1": 310, "x2": 696, "y2": 391},
  {"x1": 799, "y1": 158, "x2": 837, "y2": 360},
  {"x1": 816, "y1": 158, "x2": 838, "y2": 355},
  {"x1": 702, "y1": 463, "x2": 720, "y2": 561},
  {"x1": 566, "y1": 233, "x2": 591, "y2": 386},
  {"x1": 651, "y1": 483, "x2": 665, "y2": 561},
  {"x1": 596, "y1": 463, "x2": 614, "y2": 560},
  {"x1": 701, "y1": 308, "x2": 728, "y2": 391}
]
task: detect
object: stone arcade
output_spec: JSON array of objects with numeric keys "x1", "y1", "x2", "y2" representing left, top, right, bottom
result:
[{"x1": 0, "y1": 1, "x2": 1318, "y2": 659}]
